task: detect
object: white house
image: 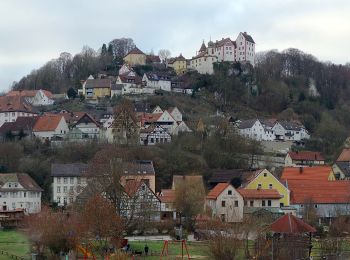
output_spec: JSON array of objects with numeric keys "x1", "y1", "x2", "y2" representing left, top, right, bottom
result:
[
  {"x1": 33, "y1": 114, "x2": 69, "y2": 140},
  {"x1": 51, "y1": 163, "x2": 89, "y2": 206},
  {"x1": 139, "y1": 125, "x2": 171, "y2": 145},
  {"x1": 71, "y1": 113, "x2": 100, "y2": 139},
  {"x1": 117, "y1": 71, "x2": 143, "y2": 95},
  {"x1": 206, "y1": 183, "x2": 244, "y2": 222},
  {"x1": 158, "y1": 189, "x2": 177, "y2": 220},
  {"x1": 189, "y1": 45, "x2": 218, "y2": 75},
  {"x1": 0, "y1": 96, "x2": 38, "y2": 127},
  {"x1": 6, "y1": 89, "x2": 54, "y2": 106},
  {"x1": 235, "y1": 32, "x2": 255, "y2": 65},
  {"x1": 272, "y1": 121, "x2": 310, "y2": 141},
  {"x1": 238, "y1": 119, "x2": 275, "y2": 141},
  {"x1": 142, "y1": 72, "x2": 172, "y2": 92},
  {"x1": 237, "y1": 189, "x2": 282, "y2": 208},
  {"x1": 209, "y1": 38, "x2": 236, "y2": 62},
  {"x1": 120, "y1": 180, "x2": 161, "y2": 221},
  {"x1": 0, "y1": 173, "x2": 42, "y2": 214}
]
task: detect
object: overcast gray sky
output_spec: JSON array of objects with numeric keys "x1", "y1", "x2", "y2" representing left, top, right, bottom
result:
[{"x1": 1, "y1": 0, "x2": 349, "y2": 92}]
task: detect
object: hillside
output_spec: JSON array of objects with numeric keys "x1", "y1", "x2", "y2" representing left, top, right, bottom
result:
[{"x1": 10, "y1": 39, "x2": 350, "y2": 158}]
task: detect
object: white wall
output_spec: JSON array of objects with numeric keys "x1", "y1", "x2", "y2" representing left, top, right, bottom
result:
[
  {"x1": 0, "y1": 111, "x2": 37, "y2": 127},
  {"x1": 52, "y1": 176, "x2": 87, "y2": 206}
]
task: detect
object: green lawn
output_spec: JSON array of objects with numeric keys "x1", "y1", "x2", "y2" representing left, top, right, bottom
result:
[
  {"x1": 129, "y1": 240, "x2": 211, "y2": 259},
  {"x1": 0, "y1": 230, "x2": 30, "y2": 260}
]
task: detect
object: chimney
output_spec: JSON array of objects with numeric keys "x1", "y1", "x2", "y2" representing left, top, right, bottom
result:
[{"x1": 299, "y1": 167, "x2": 303, "y2": 174}]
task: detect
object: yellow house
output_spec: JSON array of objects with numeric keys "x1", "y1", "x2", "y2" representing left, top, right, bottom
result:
[
  {"x1": 167, "y1": 54, "x2": 187, "y2": 75},
  {"x1": 123, "y1": 47, "x2": 146, "y2": 66},
  {"x1": 245, "y1": 169, "x2": 290, "y2": 207},
  {"x1": 83, "y1": 78, "x2": 111, "y2": 99}
]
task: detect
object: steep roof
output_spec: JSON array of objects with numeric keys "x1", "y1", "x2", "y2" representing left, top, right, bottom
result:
[
  {"x1": 85, "y1": 78, "x2": 111, "y2": 89},
  {"x1": 336, "y1": 148, "x2": 350, "y2": 162},
  {"x1": 33, "y1": 114, "x2": 64, "y2": 132},
  {"x1": 199, "y1": 41, "x2": 207, "y2": 52},
  {"x1": 146, "y1": 55, "x2": 161, "y2": 63},
  {"x1": 61, "y1": 111, "x2": 86, "y2": 125},
  {"x1": 206, "y1": 183, "x2": 230, "y2": 200},
  {"x1": 279, "y1": 120, "x2": 303, "y2": 131},
  {"x1": 118, "y1": 72, "x2": 142, "y2": 84},
  {"x1": 238, "y1": 119, "x2": 258, "y2": 129},
  {"x1": 51, "y1": 163, "x2": 89, "y2": 177},
  {"x1": 334, "y1": 161, "x2": 350, "y2": 178},
  {"x1": 145, "y1": 72, "x2": 172, "y2": 81},
  {"x1": 288, "y1": 180, "x2": 350, "y2": 204},
  {"x1": 126, "y1": 47, "x2": 145, "y2": 56},
  {"x1": 270, "y1": 214, "x2": 316, "y2": 234},
  {"x1": 288, "y1": 151, "x2": 325, "y2": 161},
  {"x1": 123, "y1": 180, "x2": 143, "y2": 197},
  {"x1": 209, "y1": 169, "x2": 255, "y2": 185},
  {"x1": 215, "y1": 38, "x2": 235, "y2": 47},
  {"x1": 7, "y1": 89, "x2": 53, "y2": 98},
  {"x1": 281, "y1": 166, "x2": 333, "y2": 181},
  {"x1": 74, "y1": 113, "x2": 100, "y2": 127},
  {"x1": 0, "y1": 117, "x2": 38, "y2": 135},
  {"x1": 241, "y1": 32, "x2": 255, "y2": 44},
  {"x1": 237, "y1": 188, "x2": 282, "y2": 199},
  {"x1": 0, "y1": 173, "x2": 43, "y2": 192},
  {"x1": 0, "y1": 96, "x2": 35, "y2": 113}
]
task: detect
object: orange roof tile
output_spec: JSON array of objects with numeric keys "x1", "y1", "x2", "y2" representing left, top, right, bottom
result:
[
  {"x1": 337, "y1": 148, "x2": 350, "y2": 162},
  {"x1": 237, "y1": 188, "x2": 282, "y2": 199},
  {"x1": 33, "y1": 114, "x2": 64, "y2": 132},
  {"x1": 288, "y1": 180, "x2": 350, "y2": 204},
  {"x1": 206, "y1": 183, "x2": 230, "y2": 200},
  {"x1": 288, "y1": 151, "x2": 324, "y2": 161},
  {"x1": 270, "y1": 214, "x2": 316, "y2": 234},
  {"x1": 0, "y1": 96, "x2": 34, "y2": 113},
  {"x1": 123, "y1": 180, "x2": 142, "y2": 197},
  {"x1": 281, "y1": 166, "x2": 332, "y2": 181},
  {"x1": 7, "y1": 89, "x2": 53, "y2": 98},
  {"x1": 158, "y1": 189, "x2": 176, "y2": 203}
]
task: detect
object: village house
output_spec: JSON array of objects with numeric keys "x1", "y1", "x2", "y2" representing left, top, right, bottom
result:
[
  {"x1": 237, "y1": 188, "x2": 282, "y2": 209},
  {"x1": 33, "y1": 114, "x2": 69, "y2": 140},
  {"x1": 167, "y1": 54, "x2": 187, "y2": 75},
  {"x1": 0, "y1": 117, "x2": 38, "y2": 141},
  {"x1": 6, "y1": 89, "x2": 54, "y2": 106},
  {"x1": 0, "y1": 173, "x2": 42, "y2": 214},
  {"x1": 333, "y1": 149, "x2": 350, "y2": 179},
  {"x1": 206, "y1": 183, "x2": 244, "y2": 222},
  {"x1": 0, "y1": 96, "x2": 38, "y2": 127},
  {"x1": 117, "y1": 71, "x2": 144, "y2": 95},
  {"x1": 237, "y1": 119, "x2": 275, "y2": 141},
  {"x1": 272, "y1": 121, "x2": 310, "y2": 141},
  {"x1": 243, "y1": 169, "x2": 290, "y2": 207},
  {"x1": 142, "y1": 72, "x2": 172, "y2": 92},
  {"x1": 285, "y1": 151, "x2": 325, "y2": 167},
  {"x1": 120, "y1": 180, "x2": 161, "y2": 221},
  {"x1": 123, "y1": 47, "x2": 147, "y2": 66},
  {"x1": 281, "y1": 166, "x2": 336, "y2": 182},
  {"x1": 139, "y1": 125, "x2": 171, "y2": 145},
  {"x1": 120, "y1": 160, "x2": 156, "y2": 192},
  {"x1": 51, "y1": 163, "x2": 89, "y2": 206},
  {"x1": 82, "y1": 76, "x2": 112, "y2": 100},
  {"x1": 158, "y1": 189, "x2": 176, "y2": 220},
  {"x1": 70, "y1": 113, "x2": 100, "y2": 139}
]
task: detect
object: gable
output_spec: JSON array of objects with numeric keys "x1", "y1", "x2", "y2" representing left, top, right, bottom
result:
[
  {"x1": 157, "y1": 111, "x2": 176, "y2": 123},
  {"x1": 246, "y1": 169, "x2": 289, "y2": 192}
]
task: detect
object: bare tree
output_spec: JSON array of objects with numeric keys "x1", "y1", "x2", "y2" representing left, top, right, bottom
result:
[{"x1": 158, "y1": 49, "x2": 171, "y2": 62}]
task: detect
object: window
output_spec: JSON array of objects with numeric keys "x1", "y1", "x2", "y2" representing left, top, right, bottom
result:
[
  {"x1": 234, "y1": 200, "x2": 239, "y2": 207},
  {"x1": 23, "y1": 192, "x2": 26, "y2": 198},
  {"x1": 221, "y1": 201, "x2": 226, "y2": 207},
  {"x1": 269, "y1": 184, "x2": 273, "y2": 189},
  {"x1": 57, "y1": 186, "x2": 61, "y2": 193},
  {"x1": 263, "y1": 172, "x2": 267, "y2": 177},
  {"x1": 63, "y1": 186, "x2": 67, "y2": 193},
  {"x1": 77, "y1": 178, "x2": 81, "y2": 184},
  {"x1": 70, "y1": 177, "x2": 74, "y2": 184},
  {"x1": 63, "y1": 197, "x2": 67, "y2": 205},
  {"x1": 314, "y1": 204, "x2": 318, "y2": 208},
  {"x1": 63, "y1": 178, "x2": 68, "y2": 184},
  {"x1": 280, "y1": 203, "x2": 284, "y2": 207},
  {"x1": 268, "y1": 200, "x2": 271, "y2": 207},
  {"x1": 228, "y1": 190, "x2": 232, "y2": 195},
  {"x1": 258, "y1": 184, "x2": 262, "y2": 189},
  {"x1": 220, "y1": 214, "x2": 225, "y2": 222},
  {"x1": 57, "y1": 177, "x2": 61, "y2": 184},
  {"x1": 262, "y1": 200, "x2": 266, "y2": 206},
  {"x1": 250, "y1": 201, "x2": 254, "y2": 207},
  {"x1": 244, "y1": 200, "x2": 247, "y2": 206},
  {"x1": 57, "y1": 197, "x2": 61, "y2": 203}
]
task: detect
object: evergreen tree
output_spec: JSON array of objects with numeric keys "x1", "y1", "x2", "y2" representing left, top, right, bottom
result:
[{"x1": 101, "y1": 43, "x2": 108, "y2": 56}]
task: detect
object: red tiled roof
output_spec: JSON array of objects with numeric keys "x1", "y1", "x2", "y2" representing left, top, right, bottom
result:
[
  {"x1": 288, "y1": 180, "x2": 350, "y2": 204},
  {"x1": 123, "y1": 180, "x2": 142, "y2": 197},
  {"x1": 270, "y1": 214, "x2": 316, "y2": 234},
  {"x1": 61, "y1": 111, "x2": 86, "y2": 125},
  {"x1": 288, "y1": 151, "x2": 324, "y2": 161},
  {"x1": 281, "y1": 166, "x2": 332, "y2": 181},
  {"x1": 237, "y1": 188, "x2": 282, "y2": 199},
  {"x1": 7, "y1": 89, "x2": 53, "y2": 98},
  {"x1": 206, "y1": 183, "x2": 230, "y2": 200},
  {"x1": 126, "y1": 47, "x2": 145, "y2": 56},
  {"x1": 33, "y1": 114, "x2": 64, "y2": 132},
  {"x1": 158, "y1": 189, "x2": 176, "y2": 203},
  {"x1": 337, "y1": 148, "x2": 350, "y2": 162},
  {"x1": 0, "y1": 96, "x2": 34, "y2": 113},
  {"x1": 138, "y1": 112, "x2": 163, "y2": 126}
]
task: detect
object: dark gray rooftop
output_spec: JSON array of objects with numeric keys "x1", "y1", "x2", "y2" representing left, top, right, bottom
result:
[{"x1": 51, "y1": 163, "x2": 89, "y2": 177}]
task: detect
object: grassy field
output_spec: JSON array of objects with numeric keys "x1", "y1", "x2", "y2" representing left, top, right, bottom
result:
[{"x1": 0, "y1": 230, "x2": 30, "y2": 260}]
